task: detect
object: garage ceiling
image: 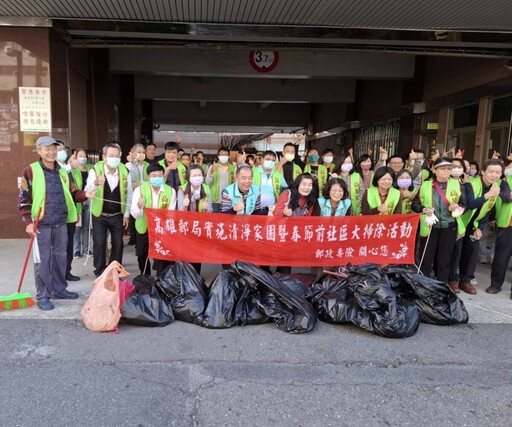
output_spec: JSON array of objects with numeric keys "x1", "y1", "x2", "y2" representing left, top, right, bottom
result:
[{"x1": 1, "y1": 0, "x2": 512, "y2": 32}]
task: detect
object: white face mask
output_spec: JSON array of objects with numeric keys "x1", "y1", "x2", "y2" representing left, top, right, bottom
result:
[
  {"x1": 263, "y1": 160, "x2": 275, "y2": 170},
  {"x1": 106, "y1": 157, "x2": 121, "y2": 168},
  {"x1": 78, "y1": 158, "x2": 87, "y2": 166},
  {"x1": 218, "y1": 155, "x2": 229, "y2": 164},
  {"x1": 284, "y1": 153, "x2": 295, "y2": 162},
  {"x1": 323, "y1": 156, "x2": 334, "y2": 164},
  {"x1": 451, "y1": 168, "x2": 464, "y2": 178},
  {"x1": 505, "y1": 168, "x2": 512, "y2": 177}
]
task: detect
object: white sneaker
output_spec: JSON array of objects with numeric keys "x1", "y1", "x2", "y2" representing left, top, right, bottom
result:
[{"x1": 470, "y1": 278, "x2": 478, "y2": 286}]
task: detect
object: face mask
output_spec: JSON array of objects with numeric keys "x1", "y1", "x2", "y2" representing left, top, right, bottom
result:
[
  {"x1": 360, "y1": 163, "x2": 371, "y2": 171},
  {"x1": 218, "y1": 155, "x2": 229, "y2": 164},
  {"x1": 135, "y1": 153, "x2": 145, "y2": 162},
  {"x1": 284, "y1": 153, "x2": 295, "y2": 162},
  {"x1": 57, "y1": 151, "x2": 68, "y2": 162},
  {"x1": 505, "y1": 168, "x2": 512, "y2": 177},
  {"x1": 468, "y1": 170, "x2": 477, "y2": 176},
  {"x1": 189, "y1": 176, "x2": 204, "y2": 186},
  {"x1": 78, "y1": 158, "x2": 87, "y2": 166},
  {"x1": 308, "y1": 154, "x2": 319, "y2": 163},
  {"x1": 397, "y1": 178, "x2": 412, "y2": 189},
  {"x1": 451, "y1": 168, "x2": 464, "y2": 178},
  {"x1": 263, "y1": 160, "x2": 275, "y2": 170},
  {"x1": 323, "y1": 156, "x2": 333, "y2": 164},
  {"x1": 150, "y1": 177, "x2": 164, "y2": 188},
  {"x1": 341, "y1": 163, "x2": 353, "y2": 173},
  {"x1": 106, "y1": 157, "x2": 121, "y2": 169}
]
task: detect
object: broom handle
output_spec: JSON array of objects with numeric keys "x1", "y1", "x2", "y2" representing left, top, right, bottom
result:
[{"x1": 17, "y1": 207, "x2": 42, "y2": 293}]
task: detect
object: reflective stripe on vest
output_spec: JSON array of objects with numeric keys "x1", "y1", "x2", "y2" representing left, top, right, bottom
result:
[
  {"x1": 30, "y1": 162, "x2": 77, "y2": 223},
  {"x1": 135, "y1": 182, "x2": 173, "y2": 234},
  {"x1": 90, "y1": 161, "x2": 129, "y2": 217},
  {"x1": 366, "y1": 187, "x2": 400, "y2": 215}
]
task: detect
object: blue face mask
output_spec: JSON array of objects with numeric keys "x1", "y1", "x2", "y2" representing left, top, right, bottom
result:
[
  {"x1": 308, "y1": 154, "x2": 319, "y2": 163},
  {"x1": 150, "y1": 177, "x2": 164, "y2": 188},
  {"x1": 57, "y1": 151, "x2": 68, "y2": 162}
]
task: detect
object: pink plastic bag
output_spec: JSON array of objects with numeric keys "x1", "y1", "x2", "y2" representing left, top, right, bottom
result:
[
  {"x1": 81, "y1": 261, "x2": 129, "y2": 332},
  {"x1": 119, "y1": 279, "x2": 135, "y2": 307}
]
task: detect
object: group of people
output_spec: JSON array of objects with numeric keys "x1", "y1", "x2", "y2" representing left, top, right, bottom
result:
[{"x1": 19, "y1": 135, "x2": 512, "y2": 311}]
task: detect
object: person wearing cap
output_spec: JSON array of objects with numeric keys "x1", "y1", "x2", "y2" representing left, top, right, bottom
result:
[
  {"x1": 130, "y1": 163, "x2": 176, "y2": 276},
  {"x1": 18, "y1": 136, "x2": 95, "y2": 310},
  {"x1": 252, "y1": 150, "x2": 287, "y2": 213},
  {"x1": 85, "y1": 141, "x2": 133, "y2": 277},
  {"x1": 412, "y1": 157, "x2": 467, "y2": 291}
]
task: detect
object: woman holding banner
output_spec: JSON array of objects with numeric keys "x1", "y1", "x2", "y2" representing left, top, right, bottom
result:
[
  {"x1": 316, "y1": 177, "x2": 351, "y2": 217},
  {"x1": 177, "y1": 164, "x2": 212, "y2": 274},
  {"x1": 361, "y1": 167, "x2": 402, "y2": 215},
  {"x1": 274, "y1": 173, "x2": 317, "y2": 274}
]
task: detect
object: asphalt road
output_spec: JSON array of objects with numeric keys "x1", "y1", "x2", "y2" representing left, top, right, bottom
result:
[{"x1": 1, "y1": 319, "x2": 511, "y2": 426}]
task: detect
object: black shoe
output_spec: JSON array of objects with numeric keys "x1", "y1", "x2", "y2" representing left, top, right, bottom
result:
[
  {"x1": 127, "y1": 240, "x2": 136, "y2": 246},
  {"x1": 66, "y1": 273, "x2": 80, "y2": 281},
  {"x1": 37, "y1": 297, "x2": 54, "y2": 310},
  {"x1": 485, "y1": 286, "x2": 501, "y2": 294},
  {"x1": 52, "y1": 289, "x2": 79, "y2": 300}
]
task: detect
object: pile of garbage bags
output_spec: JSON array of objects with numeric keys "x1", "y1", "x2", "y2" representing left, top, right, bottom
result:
[{"x1": 82, "y1": 260, "x2": 469, "y2": 338}]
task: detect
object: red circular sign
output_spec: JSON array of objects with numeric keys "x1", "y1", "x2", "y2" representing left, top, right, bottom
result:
[{"x1": 249, "y1": 51, "x2": 279, "y2": 73}]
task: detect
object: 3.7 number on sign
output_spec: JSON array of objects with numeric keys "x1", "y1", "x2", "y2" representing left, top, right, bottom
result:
[{"x1": 249, "y1": 51, "x2": 279, "y2": 73}]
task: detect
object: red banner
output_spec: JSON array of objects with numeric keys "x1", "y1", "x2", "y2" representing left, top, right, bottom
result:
[{"x1": 146, "y1": 210, "x2": 419, "y2": 266}]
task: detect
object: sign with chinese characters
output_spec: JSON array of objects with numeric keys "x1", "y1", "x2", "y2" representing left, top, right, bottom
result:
[
  {"x1": 147, "y1": 210, "x2": 419, "y2": 266},
  {"x1": 18, "y1": 87, "x2": 52, "y2": 132}
]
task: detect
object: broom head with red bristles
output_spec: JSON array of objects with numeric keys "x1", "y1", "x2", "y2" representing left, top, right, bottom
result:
[{"x1": 0, "y1": 292, "x2": 36, "y2": 311}]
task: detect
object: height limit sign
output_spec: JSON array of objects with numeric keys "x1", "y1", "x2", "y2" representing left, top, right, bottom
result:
[{"x1": 249, "y1": 51, "x2": 279, "y2": 73}]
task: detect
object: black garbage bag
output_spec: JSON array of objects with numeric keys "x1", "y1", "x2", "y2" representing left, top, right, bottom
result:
[
  {"x1": 159, "y1": 262, "x2": 209, "y2": 325},
  {"x1": 273, "y1": 273, "x2": 311, "y2": 298},
  {"x1": 201, "y1": 270, "x2": 271, "y2": 328},
  {"x1": 120, "y1": 275, "x2": 174, "y2": 327},
  {"x1": 306, "y1": 265, "x2": 420, "y2": 338},
  {"x1": 386, "y1": 266, "x2": 469, "y2": 325},
  {"x1": 232, "y1": 261, "x2": 317, "y2": 333},
  {"x1": 305, "y1": 274, "x2": 358, "y2": 324},
  {"x1": 347, "y1": 264, "x2": 420, "y2": 338}
]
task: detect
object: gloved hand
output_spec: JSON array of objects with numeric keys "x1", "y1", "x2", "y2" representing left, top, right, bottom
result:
[{"x1": 425, "y1": 213, "x2": 439, "y2": 227}]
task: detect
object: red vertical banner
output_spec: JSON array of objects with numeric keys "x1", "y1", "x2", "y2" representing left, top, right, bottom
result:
[{"x1": 146, "y1": 210, "x2": 419, "y2": 266}]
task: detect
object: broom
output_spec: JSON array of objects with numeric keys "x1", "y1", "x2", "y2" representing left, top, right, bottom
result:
[{"x1": 0, "y1": 207, "x2": 42, "y2": 311}]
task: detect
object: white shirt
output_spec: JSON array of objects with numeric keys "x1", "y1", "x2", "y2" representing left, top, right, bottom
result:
[
  {"x1": 85, "y1": 163, "x2": 133, "y2": 217},
  {"x1": 130, "y1": 185, "x2": 176, "y2": 219}
]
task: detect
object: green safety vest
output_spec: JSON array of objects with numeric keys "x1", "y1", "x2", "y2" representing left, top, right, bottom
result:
[
  {"x1": 252, "y1": 167, "x2": 284, "y2": 200},
  {"x1": 210, "y1": 163, "x2": 235, "y2": 202},
  {"x1": 158, "y1": 159, "x2": 187, "y2": 187},
  {"x1": 349, "y1": 173, "x2": 362, "y2": 216},
  {"x1": 71, "y1": 165, "x2": 92, "y2": 215},
  {"x1": 30, "y1": 162, "x2": 77, "y2": 223},
  {"x1": 366, "y1": 186, "x2": 401, "y2": 215},
  {"x1": 401, "y1": 189, "x2": 418, "y2": 214},
  {"x1": 179, "y1": 182, "x2": 210, "y2": 212},
  {"x1": 419, "y1": 179, "x2": 465, "y2": 237},
  {"x1": 90, "y1": 161, "x2": 129, "y2": 217},
  {"x1": 495, "y1": 176, "x2": 512, "y2": 228},
  {"x1": 461, "y1": 177, "x2": 500, "y2": 230},
  {"x1": 304, "y1": 164, "x2": 328, "y2": 193},
  {"x1": 131, "y1": 161, "x2": 149, "y2": 186},
  {"x1": 135, "y1": 182, "x2": 174, "y2": 234}
]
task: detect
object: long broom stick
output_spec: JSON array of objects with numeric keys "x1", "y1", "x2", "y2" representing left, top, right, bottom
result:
[{"x1": 0, "y1": 207, "x2": 42, "y2": 311}]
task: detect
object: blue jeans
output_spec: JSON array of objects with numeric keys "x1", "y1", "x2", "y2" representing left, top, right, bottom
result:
[{"x1": 74, "y1": 203, "x2": 91, "y2": 255}]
